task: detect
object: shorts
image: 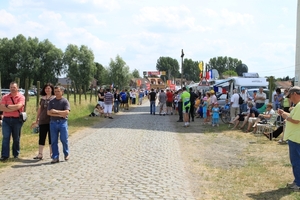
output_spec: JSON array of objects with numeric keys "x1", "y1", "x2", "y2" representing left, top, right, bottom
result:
[
  {"x1": 207, "y1": 110, "x2": 210, "y2": 116},
  {"x1": 248, "y1": 117, "x2": 257, "y2": 123},
  {"x1": 104, "y1": 104, "x2": 113, "y2": 113},
  {"x1": 182, "y1": 106, "x2": 190, "y2": 113},
  {"x1": 166, "y1": 102, "x2": 172, "y2": 107}
]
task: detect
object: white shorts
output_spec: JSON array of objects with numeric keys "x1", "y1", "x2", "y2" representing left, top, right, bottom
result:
[
  {"x1": 248, "y1": 117, "x2": 258, "y2": 123},
  {"x1": 104, "y1": 104, "x2": 113, "y2": 113}
]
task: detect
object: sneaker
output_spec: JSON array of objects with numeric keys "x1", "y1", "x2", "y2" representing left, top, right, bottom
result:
[
  {"x1": 0, "y1": 157, "x2": 8, "y2": 162},
  {"x1": 287, "y1": 182, "x2": 296, "y2": 188},
  {"x1": 288, "y1": 184, "x2": 300, "y2": 190}
]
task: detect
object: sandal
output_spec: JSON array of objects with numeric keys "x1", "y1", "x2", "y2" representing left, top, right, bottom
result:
[
  {"x1": 244, "y1": 130, "x2": 250, "y2": 133},
  {"x1": 33, "y1": 153, "x2": 43, "y2": 160}
]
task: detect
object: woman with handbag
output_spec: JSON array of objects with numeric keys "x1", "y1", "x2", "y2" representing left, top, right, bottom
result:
[{"x1": 31, "y1": 83, "x2": 55, "y2": 160}]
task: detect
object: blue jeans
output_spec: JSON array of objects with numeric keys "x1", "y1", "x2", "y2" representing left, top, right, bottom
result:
[
  {"x1": 288, "y1": 140, "x2": 300, "y2": 186},
  {"x1": 114, "y1": 101, "x2": 120, "y2": 113},
  {"x1": 50, "y1": 119, "x2": 69, "y2": 160},
  {"x1": 150, "y1": 101, "x2": 156, "y2": 114},
  {"x1": 1, "y1": 117, "x2": 23, "y2": 158}
]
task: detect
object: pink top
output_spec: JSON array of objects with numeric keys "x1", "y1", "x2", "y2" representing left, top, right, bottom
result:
[{"x1": 1, "y1": 93, "x2": 25, "y2": 117}]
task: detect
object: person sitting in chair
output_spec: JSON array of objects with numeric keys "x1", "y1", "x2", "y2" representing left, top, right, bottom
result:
[{"x1": 252, "y1": 103, "x2": 275, "y2": 128}]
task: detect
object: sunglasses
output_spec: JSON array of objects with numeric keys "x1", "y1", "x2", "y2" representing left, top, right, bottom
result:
[{"x1": 287, "y1": 91, "x2": 300, "y2": 98}]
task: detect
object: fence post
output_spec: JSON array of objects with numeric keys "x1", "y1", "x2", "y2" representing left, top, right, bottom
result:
[{"x1": 36, "y1": 81, "x2": 40, "y2": 111}]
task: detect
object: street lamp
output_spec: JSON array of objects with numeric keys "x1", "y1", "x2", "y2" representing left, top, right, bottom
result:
[{"x1": 181, "y1": 49, "x2": 184, "y2": 88}]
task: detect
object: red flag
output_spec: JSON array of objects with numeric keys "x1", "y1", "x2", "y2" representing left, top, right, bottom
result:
[{"x1": 206, "y1": 69, "x2": 209, "y2": 80}]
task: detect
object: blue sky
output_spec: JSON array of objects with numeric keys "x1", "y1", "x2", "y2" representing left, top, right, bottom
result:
[{"x1": 0, "y1": 0, "x2": 297, "y2": 79}]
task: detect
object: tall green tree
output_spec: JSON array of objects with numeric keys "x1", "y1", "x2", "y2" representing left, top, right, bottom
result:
[
  {"x1": 156, "y1": 57, "x2": 180, "y2": 81},
  {"x1": 182, "y1": 58, "x2": 200, "y2": 81},
  {"x1": 33, "y1": 39, "x2": 64, "y2": 86},
  {"x1": 206, "y1": 56, "x2": 243, "y2": 78},
  {"x1": 132, "y1": 69, "x2": 140, "y2": 78},
  {"x1": 94, "y1": 62, "x2": 105, "y2": 85},
  {"x1": 107, "y1": 55, "x2": 131, "y2": 89},
  {"x1": 64, "y1": 44, "x2": 95, "y2": 91}
]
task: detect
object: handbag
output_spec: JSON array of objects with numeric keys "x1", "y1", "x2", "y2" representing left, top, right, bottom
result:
[{"x1": 10, "y1": 97, "x2": 27, "y2": 122}]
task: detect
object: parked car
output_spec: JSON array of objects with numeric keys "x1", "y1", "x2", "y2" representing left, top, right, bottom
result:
[
  {"x1": 1, "y1": 89, "x2": 10, "y2": 96},
  {"x1": 217, "y1": 93, "x2": 229, "y2": 107}
]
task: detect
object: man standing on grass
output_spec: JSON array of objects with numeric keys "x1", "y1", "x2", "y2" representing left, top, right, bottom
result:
[
  {"x1": 104, "y1": 88, "x2": 114, "y2": 119},
  {"x1": 278, "y1": 86, "x2": 300, "y2": 190},
  {"x1": 0, "y1": 82, "x2": 25, "y2": 161},
  {"x1": 181, "y1": 87, "x2": 191, "y2": 127},
  {"x1": 47, "y1": 86, "x2": 70, "y2": 164}
]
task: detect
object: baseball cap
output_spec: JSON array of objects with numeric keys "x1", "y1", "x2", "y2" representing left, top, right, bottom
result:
[
  {"x1": 241, "y1": 87, "x2": 245, "y2": 90},
  {"x1": 287, "y1": 86, "x2": 300, "y2": 98}
]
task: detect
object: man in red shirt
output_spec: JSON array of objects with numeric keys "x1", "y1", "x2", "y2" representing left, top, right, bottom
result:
[
  {"x1": 0, "y1": 82, "x2": 25, "y2": 161},
  {"x1": 166, "y1": 89, "x2": 173, "y2": 115}
]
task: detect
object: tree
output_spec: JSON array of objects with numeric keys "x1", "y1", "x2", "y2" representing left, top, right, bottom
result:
[
  {"x1": 235, "y1": 64, "x2": 248, "y2": 76},
  {"x1": 107, "y1": 55, "x2": 131, "y2": 89},
  {"x1": 64, "y1": 44, "x2": 95, "y2": 92},
  {"x1": 222, "y1": 70, "x2": 237, "y2": 77},
  {"x1": 182, "y1": 58, "x2": 200, "y2": 81},
  {"x1": 132, "y1": 69, "x2": 140, "y2": 78},
  {"x1": 33, "y1": 39, "x2": 64, "y2": 86},
  {"x1": 206, "y1": 56, "x2": 243, "y2": 78},
  {"x1": 156, "y1": 57, "x2": 180, "y2": 81},
  {"x1": 94, "y1": 62, "x2": 105, "y2": 85}
]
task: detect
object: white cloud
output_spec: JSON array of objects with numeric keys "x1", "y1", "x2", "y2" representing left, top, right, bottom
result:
[
  {"x1": 0, "y1": 10, "x2": 17, "y2": 26},
  {"x1": 135, "y1": 6, "x2": 196, "y2": 29},
  {"x1": 220, "y1": 9, "x2": 254, "y2": 26}
]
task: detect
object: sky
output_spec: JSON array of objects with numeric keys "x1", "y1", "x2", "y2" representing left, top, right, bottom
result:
[{"x1": 0, "y1": 0, "x2": 298, "y2": 79}]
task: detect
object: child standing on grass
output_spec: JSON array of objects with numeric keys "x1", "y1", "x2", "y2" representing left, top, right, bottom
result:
[
  {"x1": 212, "y1": 102, "x2": 220, "y2": 127},
  {"x1": 202, "y1": 97, "x2": 208, "y2": 124}
]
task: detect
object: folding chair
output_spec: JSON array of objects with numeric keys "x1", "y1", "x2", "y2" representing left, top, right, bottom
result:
[{"x1": 256, "y1": 112, "x2": 279, "y2": 141}]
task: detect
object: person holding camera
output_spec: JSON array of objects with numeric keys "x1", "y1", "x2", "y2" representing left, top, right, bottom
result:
[
  {"x1": 0, "y1": 82, "x2": 25, "y2": 161},
  {"x1": 31, "y1": 83, "x2": 55, "y2": 160}
]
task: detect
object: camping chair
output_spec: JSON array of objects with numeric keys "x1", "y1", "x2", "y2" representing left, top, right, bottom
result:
[{"x1": 256, "y1": 112, "x2": 279, "y2": 140}]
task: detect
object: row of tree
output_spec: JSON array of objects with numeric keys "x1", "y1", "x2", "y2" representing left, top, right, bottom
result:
[
  {"x1": 0, "y1": 34, "x2": 141, "y2": 90},
  {"x1": 155, "y1": 56, "x2": 249, "y2": 81}
]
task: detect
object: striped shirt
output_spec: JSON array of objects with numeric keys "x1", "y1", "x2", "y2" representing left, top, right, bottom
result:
[{"x1": 104, "y1": 92, "x2": 113, "y2": 105}]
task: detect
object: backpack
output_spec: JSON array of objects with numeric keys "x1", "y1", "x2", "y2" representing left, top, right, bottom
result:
[{"x1": 238, "y1": 94, "x2": 244, "y2": 105}]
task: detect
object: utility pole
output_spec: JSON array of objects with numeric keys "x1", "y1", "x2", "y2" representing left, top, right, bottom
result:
[{"x1": 181, "y1": 49, "x2": 184, "y2": 88}]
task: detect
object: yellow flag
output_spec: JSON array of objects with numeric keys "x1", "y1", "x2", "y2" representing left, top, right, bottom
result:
[{"x1": 198, "y1": 61, "x2": 203, "y2": 71}]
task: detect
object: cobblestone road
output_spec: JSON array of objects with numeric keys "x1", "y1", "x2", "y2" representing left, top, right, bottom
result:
[{"x1": 0, "y1": 101, "x2": 194, "y2": 200}]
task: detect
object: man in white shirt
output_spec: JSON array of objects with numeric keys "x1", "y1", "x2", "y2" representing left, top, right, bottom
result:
[
  {"x1": 230, "y1": 89, "x2": 240, "y2": 120},
  {"x1": 255, "y1": 87, "x2": 266, "y2": 109}
]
